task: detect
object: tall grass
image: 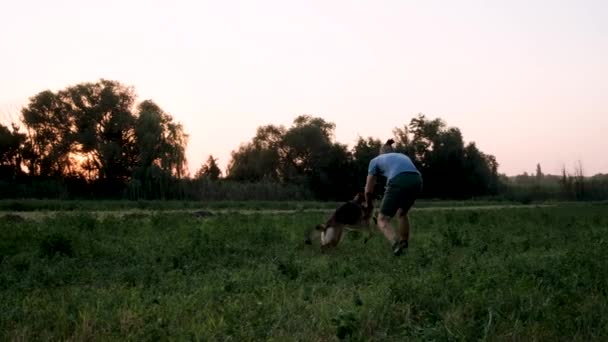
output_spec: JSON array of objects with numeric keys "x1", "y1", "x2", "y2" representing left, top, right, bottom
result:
[
  {"x1": 0, "y1": 178, "x2": 314, "y2": 201},
  {"x1": 1, "y1": 204, "x2": 607, "y2": 340},
  {"x1": 0, "y1": 199, "x2": 531, "y2": 213}
]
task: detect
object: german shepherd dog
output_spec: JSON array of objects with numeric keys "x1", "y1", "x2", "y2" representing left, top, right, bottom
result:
[{"x1": 305, "y1": 192, "x2": 376, "y2": 251}]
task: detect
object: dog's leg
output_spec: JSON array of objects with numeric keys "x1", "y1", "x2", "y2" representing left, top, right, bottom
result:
[
  {"x1": 363, "y1": 226, "x2": 374, "y2": 243},
  {"x1": 352, "y1": 224, "x2": 373, "y2": 244},
  {"x1": 333, "y1": 225, "x2": 345, "y2": 247},
  {"x1": 305, "y1": 224, "x2": 325, "y2": 245},
  {"x1": 348, "y1": 217, "x2": 374, "y2": 244},
  {"x1": 320, "y1": 228, "x2": 331, "y2": 253},
  {"x1": 320, "y1": 224, "x2": 344, "y2": 250}
]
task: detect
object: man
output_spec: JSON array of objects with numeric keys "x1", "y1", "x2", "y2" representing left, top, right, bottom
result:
[{"x1": 364, "y1": 139, "x2": 423, "y2": 256}]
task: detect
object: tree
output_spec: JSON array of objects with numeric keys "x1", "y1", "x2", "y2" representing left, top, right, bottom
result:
[
  {"x1": 226, "y1": 124, "x2": 286, "y2": 181},
  {"x1": 18, "y1": 79, "x2": 188, "y2": 198},
  {"x1": 573, "y1": 160, "x2": 585, "y2": 200},
  {"x1": 131, "y1": 100, "x2": 188, "y2": 199},
  {"x1": 226, "y1": 115, "x2": 356, "y2": 200},
  {"x1": 307, "y1": 142, "x2": 355, "y2": 200},
  {"x1": 195, "y1": 155, "x2": 221, "y2": 180},
  {"x1": 408, "y1": 114, "x2": 444, "y2": 170},
  {"x1": 463, "y1": 142, "x2": 499, "y2": 197},
  {"x1": 21, "y1": 90, "x2": 77, "y2": 177},
  {"x1": 65, "y1": 80, "x2": 138, "y2": 181},
  {"x1": 390, "y1": 114, "x2": 499, "y2": 198},
  {"x1": 20, "y1": 80, "x2": 138, "y2": 181},
  {"x1": 391, "y1": 125, "x2": 415, "y2": 156},
  {"x1": 0, "y1": 123, "x2": 26, "y2": 179},
  {"x1": 280, "y1": 115, "x2": 335, "y2": 183},
  {"x1": 227, "y1": 116, "x2": 336, "y2": 184},
  {"x1": 535, "y1": 163, "x2": 543, "y2": 180},
  {"x1": 227, "y1": 113, "x2": 501, "y2": 200},
  {"x1": 134, "y1": 100, "x2": 187, "y2": 178},
  {"x1": 351, "y1": 136, "x2": 385, "y2": 197}
]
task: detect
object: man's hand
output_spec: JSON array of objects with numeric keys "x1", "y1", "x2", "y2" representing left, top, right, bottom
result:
[
  {"x1": 365, "y1": 192, "x2": 374, "y2": 210},
  {"x1": 362, "y1": 193, "x2": 374, "y2": 221}
]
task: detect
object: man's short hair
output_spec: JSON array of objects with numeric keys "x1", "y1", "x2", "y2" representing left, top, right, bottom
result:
[{"x1": 379, "y1": 139, "x2": 395, "y2": 154}]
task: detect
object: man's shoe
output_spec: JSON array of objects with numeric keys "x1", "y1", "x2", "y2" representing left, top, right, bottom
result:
[{"x1": 392, "y1": 240, "x2": 408, "y2": 256}]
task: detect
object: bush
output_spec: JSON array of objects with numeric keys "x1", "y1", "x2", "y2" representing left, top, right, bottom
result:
[{"x1": 39, "y1": 234, "x2": 74, "y2": 258}]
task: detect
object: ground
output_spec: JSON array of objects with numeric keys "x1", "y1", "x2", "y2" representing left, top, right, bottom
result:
[{"x1": 1, "y1": 201, "x2": 607, "y2": 341}]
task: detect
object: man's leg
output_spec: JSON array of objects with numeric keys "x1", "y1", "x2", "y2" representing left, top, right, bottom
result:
[
  {"x1": 377, "y1": 212, "x2": 409, "y2": 256},
  {"x1": 394, "y1": 196, "x2": 417, "y2": 255},
  {"x1": 376, "y1": 213, "x2": 396, "y2": 243},
  {"x1": 397, "y1": 209, "x2": 410, "y2": 243}
]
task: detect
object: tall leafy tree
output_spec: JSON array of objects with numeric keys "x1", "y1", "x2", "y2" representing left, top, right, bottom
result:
[
  {"x1": 132, "y1": 100, "x2": 188, "y2": 198},
  {"x1": 535, "y1": 163, "x2": 543, "y2": 180},
  {"x1": 18, "y1": 80, "x2": 188, "y2": 198},
  {"x1": 227, "y1": 115, "x2": 356, "y2": 200},
  {"x1": 21, "y1": 90, "x2": 77, "y2": 177},
  {"x1": 0, "y1": 123, "x2": 26, "y2": 179},
  {"x1": 463, "y1": 142, "x2": 499, "y2": 197},
  {"x1": 308, "y1": 142, "x2": 355, "y2": 200},
  {"x1": 20, "y1": 80, "x2": 138, "y2": 180},
  {"x1": 63, "y1": 80, "x2": 137, "y2": 181},
  {"x1": 226, "y1": 124, "x2": 286, "y2": 181},
  {"x1": 391, "y1": 114, "x2": 499, "y2": 198},
  {"x1": 351, "y1": 136, "x2": 385, "y2": 196},
  {"x1": 195, "y1": 155, "x2": 222, "y2": 180},
  {"x1": 280, "y1": 115, "x2": 335, "y2": 183}
]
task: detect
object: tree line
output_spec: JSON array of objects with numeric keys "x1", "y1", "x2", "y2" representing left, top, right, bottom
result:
[
  {"x1": 225, "y1": 113, "x2": 500, "y2": 200},
  {"x1": 501, "y1": 163, "x2": 608, "y2": 202},
  {"x1": 1, "y1": 79, "x2": 604, "y2": 201}
]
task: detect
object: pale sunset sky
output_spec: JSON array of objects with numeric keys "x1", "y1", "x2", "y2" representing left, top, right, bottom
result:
[{"x1": 1, "y1": 0, "x2": 607, "y2": 176}]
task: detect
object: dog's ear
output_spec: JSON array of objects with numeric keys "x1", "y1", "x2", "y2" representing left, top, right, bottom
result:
[
  {"x1": 353, "y1": 191, "x2": 365, "y2": 203},
  {"x1": 363, "y1": 203, "x2": 373, "y2": 216}
]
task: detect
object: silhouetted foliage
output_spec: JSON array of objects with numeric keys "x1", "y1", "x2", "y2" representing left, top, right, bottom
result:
[
  {"x1": 14, "y1": 80, "x2": 187, "y2": 199},
  {"x1": 6, "y1": 80, "x2": 605, "y2": 201},
  {"x1": 227, "y1": 115, "x2": 357, "y2": 200},
  {"x1": 351, "y1": 137, "x2": 386, "y2": 197},
  {"x1": 392, "y1": 114, "x2": 500, "y2": 199},
  {"x1": 0, "y1": 123, "x2": 26, "y2": 179},
  {"x1": 227, "y1": 124, "x2": 285, "y2": 181},
  {"x1": 195, "y1": 155, "x2": 222, "y2": 180},
  {"x1": 500, "y1": 161, "x2": 608, "y2": 203},
  {"x1": 226, "y1": 114, "x2": 502, "y2": 200}
]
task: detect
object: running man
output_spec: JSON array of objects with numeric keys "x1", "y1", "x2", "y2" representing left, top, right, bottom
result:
[{"x1": 364, "y1": 140, "x2": 423, "y2": 256}]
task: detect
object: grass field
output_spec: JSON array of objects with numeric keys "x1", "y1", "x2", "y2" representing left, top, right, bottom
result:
[
  {"x1": 1, "y1": 203, "x2": 607, "y2": 341},
  {"x1": 0, "y1": 198, "x2": 533, "y2": 212}
]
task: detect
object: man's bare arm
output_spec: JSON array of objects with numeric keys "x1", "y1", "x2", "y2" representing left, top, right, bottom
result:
[{"x1": 364, "y1": 175, "x2": 376, "y2": 208}]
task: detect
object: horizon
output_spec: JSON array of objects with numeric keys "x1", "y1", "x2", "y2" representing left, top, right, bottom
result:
[{"x1": 1, "y1": 0, "x2": 607, "y2": 177}]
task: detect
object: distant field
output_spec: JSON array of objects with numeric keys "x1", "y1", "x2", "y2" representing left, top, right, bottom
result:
[
  {"x1": 1, "y1": 203, "x2": 607, "y2": 340},
  {"x1": 0, "y1": 198, "x2": 568, "y2": 213},
  {"x1": 0, "y1": 199, "x2": 564, "y2": 221}
]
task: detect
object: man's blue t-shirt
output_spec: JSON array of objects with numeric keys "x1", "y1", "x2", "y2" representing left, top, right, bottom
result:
[{"x1": 368, "y1": 153, "x2": 420, "y2": 181}]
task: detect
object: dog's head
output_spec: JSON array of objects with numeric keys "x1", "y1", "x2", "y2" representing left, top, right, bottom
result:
[
  {"x1": 352, "y1": 191, "x2": 365, "y2": 205},
  {"x1": 352, "y1": 191, "x2": 374, "y2": 221}
]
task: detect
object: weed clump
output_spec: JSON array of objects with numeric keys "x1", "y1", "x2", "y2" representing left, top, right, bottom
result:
[{"x1": 39, "y1": 234, "x2": 74, "y2": 258}]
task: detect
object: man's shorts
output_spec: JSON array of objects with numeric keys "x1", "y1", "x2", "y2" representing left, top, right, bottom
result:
[{"x1": 380, "y1": 172, "x2": 423, "y2": 218}]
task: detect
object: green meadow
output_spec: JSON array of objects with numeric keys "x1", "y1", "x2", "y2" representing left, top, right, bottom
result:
[{"x1": 1, "y1": 203, "x2": 607, "y2": 341}]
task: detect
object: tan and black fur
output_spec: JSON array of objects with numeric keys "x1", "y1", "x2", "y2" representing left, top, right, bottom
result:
[{"x1": 305, "y1": 192, "x2": 376, "y2": 251}]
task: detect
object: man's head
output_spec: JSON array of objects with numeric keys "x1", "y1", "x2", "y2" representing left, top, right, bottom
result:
[{"x1": 379, "y1": 139, "x2": 395, "y2": 154}]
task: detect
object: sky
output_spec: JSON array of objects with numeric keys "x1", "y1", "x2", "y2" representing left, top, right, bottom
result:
[{"x1": 1, "y1": 0, "x2": 607, "y2": 176}]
